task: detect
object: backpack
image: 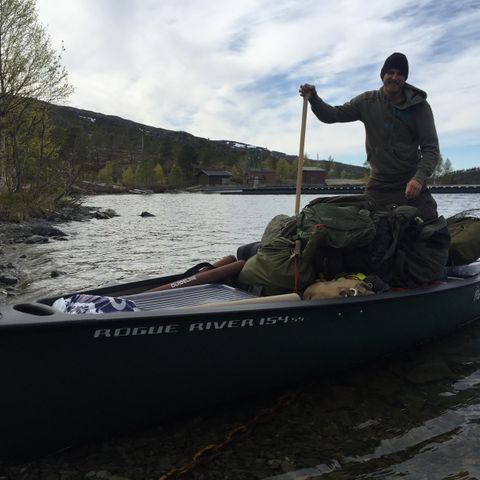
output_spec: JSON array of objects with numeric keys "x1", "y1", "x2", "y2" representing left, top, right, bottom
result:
[
  {"x1": 246, "y1": 214, "x2": 316, "y2": 294},
  {"x1": 446, "y1": 211, "x2": 480, "y2": 266},
  {"x1": 238, "y1": 203, "x2": 376, "y2": 294},
  {"x1": 298, "y1": 202, "x2": 376, "y2": 249},
  {"x1": 367, "y1": 206, "x2": 450, "y2": 287}
]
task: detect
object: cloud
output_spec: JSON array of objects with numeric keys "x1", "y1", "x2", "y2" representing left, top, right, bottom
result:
[{"x1": 36, "y1": 0, "x2": 480, "y2": 169}]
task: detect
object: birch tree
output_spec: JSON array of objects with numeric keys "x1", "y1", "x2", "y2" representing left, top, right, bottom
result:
[{"x1": 0, "y1": 0, "x2": 72, "y2": 192}]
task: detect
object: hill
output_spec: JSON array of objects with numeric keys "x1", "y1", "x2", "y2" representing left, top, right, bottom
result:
[{"x1": 48, "y1": 103, "x2": 368, "y2": 186}]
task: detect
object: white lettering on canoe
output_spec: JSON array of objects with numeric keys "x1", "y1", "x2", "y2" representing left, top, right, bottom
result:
[
  {"x1": 132, "y1": 327, "x2": 148, "y2": 335},
  {"x1": 240, "y1": 318, "x2": 255, "y2": 327},
  {"x1": 170, "y1": 276, "x2": 196, "y2": 289},
  {"x1": 93, "y1": 329, "x2": 111, "y2": 338},
  {"x1": 93, "y1": 315, "x2": 304, "y2": 338},
  {"x1": 114, "y1": 328, "x2": 131, "y2": 336},
  {"x1": 94, "y1": 324, "x2": 181, "y2": 338}
]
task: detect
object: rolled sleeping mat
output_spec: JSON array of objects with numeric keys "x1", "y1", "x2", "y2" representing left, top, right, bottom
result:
[
  {"x1": 205, "y1": 255, "x2": 237, "y2": 269},
  {"x1": 147, "y1": 259, "x2": 245, "y2": 292}
]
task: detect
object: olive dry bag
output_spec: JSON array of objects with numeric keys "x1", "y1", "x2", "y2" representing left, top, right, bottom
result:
[{"x1": 447, "y1": 215, "x2": 480, "y2": 266}]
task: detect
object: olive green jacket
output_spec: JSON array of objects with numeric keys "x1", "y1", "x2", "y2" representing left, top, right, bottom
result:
[{"x1": 308, "y1": 84, "x2": 439, "y2": 184}]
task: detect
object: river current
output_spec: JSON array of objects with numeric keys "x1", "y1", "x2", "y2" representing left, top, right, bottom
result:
[
  {"x1": 9, "y1": 192, "x2": 479, "y2": 303},
  {"x1": 4, "y1": 193, "x2": 480, "y2": 479}
]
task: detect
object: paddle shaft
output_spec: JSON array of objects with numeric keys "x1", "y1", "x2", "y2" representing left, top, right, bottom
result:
[{"x1": 295, "y1": 96, "x2": 308, "y2": 215}]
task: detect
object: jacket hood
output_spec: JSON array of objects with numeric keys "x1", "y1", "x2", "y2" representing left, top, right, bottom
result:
[
  {"x1": 380, "y1": 82, "x2": 427, "y2": 109},
  {"x1": 400, "y1": 83, "x2": 427, "y2": 109}
]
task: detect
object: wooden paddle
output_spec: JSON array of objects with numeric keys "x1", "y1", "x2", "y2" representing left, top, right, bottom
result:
[{"x1": 295, "y1": 96, "x2": 308, "y2": 215}]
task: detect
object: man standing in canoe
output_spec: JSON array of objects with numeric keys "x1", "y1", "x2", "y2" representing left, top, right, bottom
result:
[{"x1": 300, "y1": 52, "x2": 439, "y2": 220}]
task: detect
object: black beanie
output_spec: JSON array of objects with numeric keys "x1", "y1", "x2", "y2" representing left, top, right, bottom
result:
[{"x1": 380, "y1": 52, "x2": 409, "y2": 80}]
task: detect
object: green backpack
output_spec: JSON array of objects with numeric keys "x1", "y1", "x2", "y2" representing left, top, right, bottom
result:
[
  {"x1": 238, "y1": 204, "x2": 376, "y2": 295},
  {"x1": 298, "y1": 203, "x2": 376, "y2": 248},
  {"x1": 447, "y1": 212, "x2": 480, "y2": 266},
  {"x1": 238, "y1": 214, "x2": 321, "y2": 295}
]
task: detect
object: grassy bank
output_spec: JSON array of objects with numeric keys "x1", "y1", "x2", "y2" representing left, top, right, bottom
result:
[{"x1": 0, "y1": 192, "x2": 80, "y2": 222}]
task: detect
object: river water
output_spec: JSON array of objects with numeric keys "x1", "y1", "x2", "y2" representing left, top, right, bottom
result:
[
  {"x1": 4, "y1": 193, "x2": 480, "y2": 479},
  {"x1": 9, "y1": 192, "x2": 478, "y2": 303}
]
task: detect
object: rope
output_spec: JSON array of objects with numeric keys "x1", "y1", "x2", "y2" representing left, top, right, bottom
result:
[
  {"x1": 158, "y1": 391, "x2": 296, "y2": 480},
  {"x1": 291, "y1": 239, "x2": 302, "y2": 293},
  {"x1": 293, "y1": 255, "x2": 299, "y2": 293}
]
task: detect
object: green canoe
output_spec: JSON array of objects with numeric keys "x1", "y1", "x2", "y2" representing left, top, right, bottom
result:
[{"x1": 1, "y1": 260, "x2": 479, "y2": 463}]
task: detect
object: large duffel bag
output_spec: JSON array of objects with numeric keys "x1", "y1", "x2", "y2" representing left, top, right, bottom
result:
[
  {"x1": 368, "y1": 206, "x2": 450, "y2": 287},
  {"x1": 447, "y1": 212, "x2": 480, "y2": 266}
]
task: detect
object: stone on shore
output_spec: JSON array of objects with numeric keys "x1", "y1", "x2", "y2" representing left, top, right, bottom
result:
[
  {"x1": 0, "y1": 274, "x2": 18, "y2": 285},
  {"x1": 24, "y1": 235, "x2": 49, "y2": 244},
  {"x1": 31, "y1": 224, "x2": 67, "y2": 238},
  {"x1": 94, "y1": 209, "x2": 118, "y2": 219}
]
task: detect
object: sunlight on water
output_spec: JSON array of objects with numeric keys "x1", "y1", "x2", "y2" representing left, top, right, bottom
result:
[
  {"x1": 9, "y1": 193, "x2": 325, "y2": 301},
  {"x1": 9, "y1": 192, "x2": 477, "y2": 303},
  {"x1": 8, "y1": 192, "x2": 480, "y2": 303}
]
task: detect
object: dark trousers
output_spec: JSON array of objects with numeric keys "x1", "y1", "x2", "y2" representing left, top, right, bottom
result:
[{"x1": 366, "y1": 179, "x2": 438, "y2": 221}]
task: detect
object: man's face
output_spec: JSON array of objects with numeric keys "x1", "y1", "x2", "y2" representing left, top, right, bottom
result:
[{"x1": 382, "y1": 69, "x2": 406, "y2": 95}]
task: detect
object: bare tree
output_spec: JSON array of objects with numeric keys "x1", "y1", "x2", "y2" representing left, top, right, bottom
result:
[{"x1": 0, "y1": 0, "x2": 72, "y2": 191}]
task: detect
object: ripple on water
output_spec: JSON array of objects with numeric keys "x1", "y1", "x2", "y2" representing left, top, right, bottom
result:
[
  {"x1": 260, "y1": 321, "x2": 480, "y2": 480},
  {"x1": 15, "y1": 192, "x2": 477, "y2": 298}
]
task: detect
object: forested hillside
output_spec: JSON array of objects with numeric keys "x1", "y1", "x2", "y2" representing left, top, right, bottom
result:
[
  {"x1": 48, "y1": 103, "x2": 368, "y2": 190},
  {"x1": 1, "y1": 0, "x2": 475, "y2": 223}
]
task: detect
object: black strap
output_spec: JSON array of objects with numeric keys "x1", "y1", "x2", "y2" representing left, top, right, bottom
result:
[{"x1": 182, "y1": 262, "x2": 214, "y2": 277}]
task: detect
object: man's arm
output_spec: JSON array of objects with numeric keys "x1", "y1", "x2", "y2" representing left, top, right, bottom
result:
[
  {"x1": 299, "y1": 84, "x2": 362, "y2": 123},
  {"x1": 412, "y1": 102, "x2": 440, "y2": 185},
  {"x1": 404, "y1": 102, "x2": 439, "y2": 199}
]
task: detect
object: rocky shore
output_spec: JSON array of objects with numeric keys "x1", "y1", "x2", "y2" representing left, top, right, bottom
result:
[{"x1": 0, "y1": 205, "x2": 118, "y2": 300}]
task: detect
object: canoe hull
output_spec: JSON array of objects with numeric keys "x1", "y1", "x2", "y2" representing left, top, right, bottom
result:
[{"x1": 1, "y1": 270, "x2": 480, "y2": 462}]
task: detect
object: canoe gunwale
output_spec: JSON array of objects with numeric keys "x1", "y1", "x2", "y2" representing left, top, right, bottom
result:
[{"x1": 1, "y1": 271, "x2": 480, "y2": 330}]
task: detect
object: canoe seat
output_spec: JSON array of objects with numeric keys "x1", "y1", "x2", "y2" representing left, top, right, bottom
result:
[{"x1": 125, "y1": 284, "x2": 256, "y2": 311}]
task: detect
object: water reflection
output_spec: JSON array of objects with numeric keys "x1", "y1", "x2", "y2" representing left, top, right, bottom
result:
[{"x1": 260, "y1": 321, "x2": 480, "y2": 480}]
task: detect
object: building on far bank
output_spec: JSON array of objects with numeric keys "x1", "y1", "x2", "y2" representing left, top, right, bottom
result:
[
  {"x1": 302, "y1": 167, "x2": 327, "y2": 185},
  {"x1": 195, "y1": 170, "x2": 232, "y2": 186},
  {"x1": 244, "y1": 168, "x2": 277, "y2": 187}
]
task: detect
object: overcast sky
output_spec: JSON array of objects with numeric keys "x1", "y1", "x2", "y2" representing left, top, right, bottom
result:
[{"x1": 36, "y1": 0, "x2": 480, "y2": 170}]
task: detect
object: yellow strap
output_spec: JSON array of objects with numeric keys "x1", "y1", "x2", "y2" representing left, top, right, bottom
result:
[{"x1": 336, "y1": 272, "x2": 366, "y2": 281}]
